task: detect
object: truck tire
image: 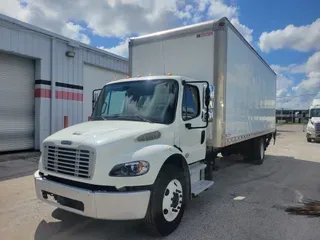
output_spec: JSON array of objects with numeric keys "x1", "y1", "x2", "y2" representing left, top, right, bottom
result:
[
  {"x1": 242, "y1": 137, "x2": 265, "y2": 165},
  {"x1": 144, "y1": 164, "x2": 186, "y2": 236},
  {"x1": 307, "y1": 138, "x2": 311, "y2": 143},
  {"x1": 252, "y1": 137, "x2": 265, "y2": 165}
]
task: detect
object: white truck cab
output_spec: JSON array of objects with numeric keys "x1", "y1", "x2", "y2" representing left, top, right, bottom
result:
[
  {"x1": 35, "y1": 75, "x2": 214, "y2": 236},
  {"x1": 306, "y1": 98, "x2": 320, "y2": 142},
  {"x1": 34, "y1": 17, "x2": 277, "y2": 237}
]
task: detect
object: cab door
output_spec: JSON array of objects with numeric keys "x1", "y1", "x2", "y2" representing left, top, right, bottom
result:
[{"x1": 178, "y1": 82, "x2": 207, "y2": 164}]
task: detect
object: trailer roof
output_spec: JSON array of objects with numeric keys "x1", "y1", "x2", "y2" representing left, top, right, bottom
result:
[
  {"x1": 130, "y1": 19, "x2": 216, "y2": 46},
  {"x1": 130, "y1": 17, "x2": 276, "y2": 76}
]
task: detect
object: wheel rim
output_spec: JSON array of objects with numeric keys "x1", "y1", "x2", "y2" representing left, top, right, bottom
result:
[
  {"x1": 260, "y1": 139, "x2": 264, "y2": 159},
  {"x1": 162, "y1": 179, "x2": 183, "y2": 222}
]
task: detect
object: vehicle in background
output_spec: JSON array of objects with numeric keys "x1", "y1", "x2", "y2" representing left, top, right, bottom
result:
[
  {"x1": 306, "y1": 98, "x2": 320, "y2": 142},
  {"x1": 34, "y1": 17, "x2": 277, "y2": 237}
]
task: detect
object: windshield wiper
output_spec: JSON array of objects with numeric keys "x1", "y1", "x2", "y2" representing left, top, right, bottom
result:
[
  {"x1": 92, "y1": 115, "x2": 107, "y2": 120},
  {"x1": 108, "y1": 114, "x2": 153, "y2": 123},
  {"x1": 131, "y1": 115, "x2": 153, "y2": 123}
]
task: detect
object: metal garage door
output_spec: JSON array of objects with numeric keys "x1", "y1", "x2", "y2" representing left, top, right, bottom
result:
[
  {"x1": 83, "y1": 64, "x2": 127, "y2": 121},
  {"x1": 0, "y1": 52, "x2": 35, "y2": 152}
]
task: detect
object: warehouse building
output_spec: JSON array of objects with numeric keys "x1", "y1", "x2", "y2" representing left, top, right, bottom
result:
[{"x1": 0, "y1": 14, "x2": 129, "y2": 152}]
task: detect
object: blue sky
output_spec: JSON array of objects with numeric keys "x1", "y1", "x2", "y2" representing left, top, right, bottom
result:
[{"x1": 1, "y1": 0, "x2": 319, "y2": 109}]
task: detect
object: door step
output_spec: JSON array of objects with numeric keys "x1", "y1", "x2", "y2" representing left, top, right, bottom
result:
[{"x1": 191, "y1": 180, "x2": 214, "y2": 197}]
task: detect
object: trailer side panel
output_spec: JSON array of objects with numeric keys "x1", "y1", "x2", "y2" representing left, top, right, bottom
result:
[{"x1": 224, "y1": 24, "x2": 276, "y2": 146}]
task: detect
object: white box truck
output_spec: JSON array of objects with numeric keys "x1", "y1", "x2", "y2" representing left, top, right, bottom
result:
[
  {"x1": 306, "y1": 98, "x2": 320, "y2": 142},
  {"x1": 34, "y1": 17, "x2": 277, "y2": 237}
]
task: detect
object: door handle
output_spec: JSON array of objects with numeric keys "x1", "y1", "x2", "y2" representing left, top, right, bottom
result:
[{"x1": 201, "y1": 130, "x2": 205, "y2": 144}]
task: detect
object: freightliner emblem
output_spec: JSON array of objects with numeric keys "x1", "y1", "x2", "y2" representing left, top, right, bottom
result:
[{"x1": 61, "y1": 140, "x2": 72, "y2": 145}]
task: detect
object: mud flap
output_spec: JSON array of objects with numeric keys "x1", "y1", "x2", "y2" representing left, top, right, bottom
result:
[{"x1": 273, "y1": 130, "x2": 277, "y2": 145}]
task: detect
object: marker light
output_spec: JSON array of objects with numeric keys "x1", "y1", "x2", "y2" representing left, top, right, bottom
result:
[{"x1": 135, "y1": 131, "x2": 161, "y2": 142}]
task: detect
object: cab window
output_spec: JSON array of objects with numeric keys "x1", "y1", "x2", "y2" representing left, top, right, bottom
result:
[{"x1": 182, "y1": 85, "x2": 200, "y2": 121}]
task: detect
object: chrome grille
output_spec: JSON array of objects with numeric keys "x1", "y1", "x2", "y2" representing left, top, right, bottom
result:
[
  {"x1": 43, "y1": 144, "x2": 95, "y2": 179},
  {"x1": 315, "y1": 122, "x2": 320, "y2": 132}
]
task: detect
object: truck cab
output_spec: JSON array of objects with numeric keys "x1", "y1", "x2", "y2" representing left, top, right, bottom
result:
[
  {"x1": 306, "y1": 99, "x2": 320, "y2": 142},
  {"x1": 35, "y1": 75, "x2": 213, "y2": 236}
]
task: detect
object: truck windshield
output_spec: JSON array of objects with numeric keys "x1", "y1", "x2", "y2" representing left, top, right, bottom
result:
[
  {"x1": 91, "y1": 79, "x2": 179, "y2": 124},
  {"x1": 310, "y1": 108, "x2": 320, "y2": 117}
]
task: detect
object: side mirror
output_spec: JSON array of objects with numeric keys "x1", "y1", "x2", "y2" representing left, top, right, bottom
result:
[
  {"x1": 92, "y1": 88, "x2": 102, "y2": 112},
  {"x1": 202, "y1": 109, "x2": 213, "y2": 122},
  {"x1": 205, "y1": 86, "x2": 210, "y2": 107},
  {"x1": 202, "y1": 84, "x2": 214, "y2": 123}
]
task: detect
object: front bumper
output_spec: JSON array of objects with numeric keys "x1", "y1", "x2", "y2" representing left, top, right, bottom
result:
[
  {"x1": 306, "y1": 131, "x2": 320, "y2": 139},
  {"x1": 34, "y1": 170, "x2": 151, "y2": 220}
]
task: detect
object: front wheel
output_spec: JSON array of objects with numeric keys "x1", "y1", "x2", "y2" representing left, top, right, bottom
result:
[
  {"x1": 144, "y1": 164, "x2": 187, "y2": 236},
  {"x1": 307, "y1": 138, "x2": 312, "y2": 142}
]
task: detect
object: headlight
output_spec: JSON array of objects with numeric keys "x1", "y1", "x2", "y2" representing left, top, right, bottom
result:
[
  {"x1": 109, "y1": 161, "x2": 150, "y2": 177},
  {"x1": 310, "y1": 120, "x2": 314, "y2": 125}
]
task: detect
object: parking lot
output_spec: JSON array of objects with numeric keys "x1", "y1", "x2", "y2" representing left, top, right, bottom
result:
[{"x1": 0, "y1": 124, "x2": 319, "y2": 240}]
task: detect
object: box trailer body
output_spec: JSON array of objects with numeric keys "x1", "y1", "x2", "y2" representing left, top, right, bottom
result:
[
  {"x1": 34, "y1": 17, "x2": 277, "y2": 237},
  {"x1": 129, "y1": 17, "x2": 277, "y2": 148}
]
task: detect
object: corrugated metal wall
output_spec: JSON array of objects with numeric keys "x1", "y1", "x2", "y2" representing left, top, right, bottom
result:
[{"x1": 0, "y1": 14, "x2": 129, "y2": 150}]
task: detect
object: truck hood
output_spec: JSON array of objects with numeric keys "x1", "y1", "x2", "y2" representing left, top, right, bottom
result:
[
  {"x1": 311, "y1": 117, "x2": 320, "y2": 123},
  {"x1": 43, "y1": 120, "x2": 168, "y2": 147}
]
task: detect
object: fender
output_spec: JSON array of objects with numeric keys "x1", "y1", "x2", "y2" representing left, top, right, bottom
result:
[
  {"x1": 132, "y1": 144, "x2": 188, "y2": 186},
  {"x1": 133, "y1": 144, "x2": 191, "y2": 202}
]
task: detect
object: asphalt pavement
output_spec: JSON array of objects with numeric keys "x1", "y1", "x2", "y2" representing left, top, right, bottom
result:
[{"x1": 0, "y1": 124, "x2": 319, "y2": 240}]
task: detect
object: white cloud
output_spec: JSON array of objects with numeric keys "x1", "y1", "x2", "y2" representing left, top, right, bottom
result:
[
  {"x1": 98, "y1": 39, "x2": 129, "y2": 57},
  {"x1": 96, "y1": 0, "x2": 253, "y2": 59},
  {"x1": 275, "y1": 51, "x2": 320, "y2": 109},
  {"x1": 292, "y1": 74, "x2": 320, "y2": 96},
  {"x1": 62, "y1": 22, "x2": 91, "y2": 44},
  {"x1": 198, "y1": 0, "x2": 253, "y2": 43},
  {"x1": 276, "y1": 74, "x2": 293, "y2": 97},
  {"x1": 230, "y1": 18, "x2": 253, "y2": 43},
  {"x1": 276, "y1": 95, "x2": 315, "y2": 109},
  {"x1": 305, "y1": 51, "x2": 320, "y2": 74},
  {"x1": 0, "y1": 0, "x2": 31, "y2": 22},
  {"x1": 271, "y1": 64, "x2": 305, "y2": 75},
  {"x1": 198, "y1": 0, "x2": 210, "y2": 12},
  {"x1": 207, "y1": 0, "x2": 238, "y2": 19},
  {"x1": 258, "y1": 18, "x2": 320, "y2": 53},
  {"x1": 0, "y1": 0, "x2": 253, "y2": 59}
]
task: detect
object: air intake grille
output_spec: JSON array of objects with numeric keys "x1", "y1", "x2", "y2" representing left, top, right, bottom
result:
[
  {"x1": 43, "y1": 143, "x2": 95, "y2": 179},
  {"x1": 315, "y1": 122, "x2": 320, "y2": 132}
]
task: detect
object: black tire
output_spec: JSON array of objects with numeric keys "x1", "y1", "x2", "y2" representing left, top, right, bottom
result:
[
  {"x1": 252, "y1": 137, "x2": 265, "y2": 165},
  {"x1": 144, "y1": 164, "x2": 187, "y2": 237},
  {"x1": 307, "y1": 138, "x2": 311, "y2": 143}
]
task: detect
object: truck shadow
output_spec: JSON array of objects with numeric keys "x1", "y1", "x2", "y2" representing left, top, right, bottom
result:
[{"x1": 33, "y1": 154, "x2": 320, "y2": 240}]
